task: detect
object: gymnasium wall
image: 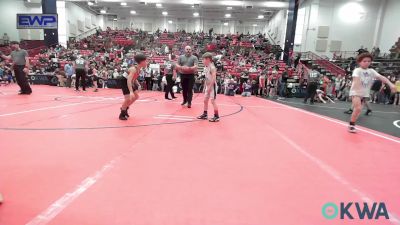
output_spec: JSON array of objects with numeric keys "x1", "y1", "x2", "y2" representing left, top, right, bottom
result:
[
  {"x1": 295, "y1": 0, "x2": 382, "y2": 57},
  {"x1": 106, "y1": 17, "x2": 265, "y2": 35},
  {"x1": 265, "y1": 9, "x2": 287, "y2": 48},
  {"x1": 379, "y1": 0, "x2": 400, "y2": 54},
  {"x1": 267, "y1": 0, "x2": 400, "y2": 57},
  {"x1": 64, "y1": 2, "x2": 103, "y2": 39},
  {"x1": 0, "y1": 0, "x2": 103, "y2": 45},
  {"x1": 0, "y1": 0, "x2": 43, "y2": 42}
]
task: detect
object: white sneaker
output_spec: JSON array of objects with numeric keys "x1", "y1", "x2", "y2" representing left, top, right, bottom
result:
[{"x1": 348, "y1": 125, "x2": 357, "y2": 133}]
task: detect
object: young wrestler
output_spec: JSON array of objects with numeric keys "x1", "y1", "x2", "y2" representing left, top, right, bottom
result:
[
  {"x1": 197, "y1": 52, "x2": 220, "y2": 122},
  {"x1": 119, "y1": 54, "x2": 147, "y2": 120},
  {"x1": 348, "y1": 53, "x2": 395, "y2": 133}
]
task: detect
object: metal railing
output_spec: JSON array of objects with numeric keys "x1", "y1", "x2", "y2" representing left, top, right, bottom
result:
[
  {"x1": 331, "y1": 51, "x2": 358, "y2": 59},
  {"x1": 300, "y1": 51, "x2": 346, "y2": 76},
  {"x1": 74, "y1": 27, "x2": 98, "y2": 40}
]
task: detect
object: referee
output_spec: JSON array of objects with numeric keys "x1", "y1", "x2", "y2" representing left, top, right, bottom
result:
[
  {"x1": 176, "y1": 46, "x2": 198, "y2": 108},
  {"x1": 0, "y1": 41, "x2": 32, "y2": 95}
]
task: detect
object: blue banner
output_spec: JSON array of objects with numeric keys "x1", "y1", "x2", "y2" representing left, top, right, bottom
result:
[{"x1": 17, "y1": 14, "x2": 58, "y2": 29}]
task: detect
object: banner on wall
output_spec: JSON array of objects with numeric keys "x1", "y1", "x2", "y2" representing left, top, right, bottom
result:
[{"x1": 17, "y1": 14, "x2": 58, "y2": 29}]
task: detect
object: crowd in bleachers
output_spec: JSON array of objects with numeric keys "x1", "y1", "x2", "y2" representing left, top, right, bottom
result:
[
  {"x1": 1, "y1": 27, "x2": 296, "y2": 98},
  {"x1": 1, "y1": 28, "x2": 399, "y2": 106}
]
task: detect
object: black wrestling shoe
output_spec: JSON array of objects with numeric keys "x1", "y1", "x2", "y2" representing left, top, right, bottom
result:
[
  {"x1": 188, "y1": 103, "x2": 192, "y2": 108},
  {"x1": 181, "y1": 101, "x2": 187, "y2": 106},
  {"x1": 126, "y1": 107, "x2": 130, "y2": 117},
  {"x1": 119, "y1": 109, "x2": 128, "y2": 120},
  {"x1": 344, "y1": 109, "x2": 353, "y2": 114},
  {"x1": 165, "y1": 97, "x2": 172, "y2": 100},
  {"x1": 209, "y1": 116, "x2": 220, "y2": 122},
  {"x1": 197, "y1": 113, "x2": 208, "y2": 120},
  {"x1": 365, "y1": 109, "x2": 372, "y2": 116},
  {"x1": 348, "y1": 125, "x2": 357, "y2": 133},
  {"x1": 172, "y1": 96, "x2": 177, "y2": 99}
]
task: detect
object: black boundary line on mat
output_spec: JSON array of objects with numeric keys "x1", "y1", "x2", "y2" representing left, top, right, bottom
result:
[
  {"x1": 0, "y1": 94, "x2": 160, "y2": 131},
  {"x1": 0, "y1": 95, "x2": 244, "y2": 131}
]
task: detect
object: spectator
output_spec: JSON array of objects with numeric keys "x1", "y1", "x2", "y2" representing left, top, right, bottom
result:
[
  {"x1": 55, "y1": 69, "x2": 67, "y2": 87},
  {"x1": 394, "y1": 77, "x2": 400, "y2": 106},
  {"x1": 370, "y1": 79, "x2": 382, "y2": 103},
  {"x1": 2, "y1": 33, "x2": 9, "y2": 45},
  {"x1": 278, "y1": 67, "x2": 289, "y2": 99},
  {"x1": 64, "y1": 62, "x2": 74, "y2": 88},
  {"x1": 144, "y1": 66, "x2": 152, "y2": 90},
  {"x1": 241, "y1": 80, "x2": 252, "y2": 97}
]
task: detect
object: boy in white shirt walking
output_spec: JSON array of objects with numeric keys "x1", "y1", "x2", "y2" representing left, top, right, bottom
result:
[{"x1": 348, "y1": 53, "x2": 395, "y2": 133}]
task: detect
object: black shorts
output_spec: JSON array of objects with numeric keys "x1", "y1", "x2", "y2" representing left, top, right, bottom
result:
[
  {"x1": 120, "y1": 78, "x2": 139, "y2": 95},
  {"x1": 91, "y1": 75, "x2": 99, "y2": 82}
]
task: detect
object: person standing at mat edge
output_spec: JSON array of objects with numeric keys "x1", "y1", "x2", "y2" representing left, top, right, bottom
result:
[
  {"x1": 0, "y1": 41, "x2": 32, "y2": 95},
  {"x1": 348, "y1": 53, "x2": 395, "y2": 133},
  {"x1": 119, "y1": 53, "x2": 147, "y2": 120},
  {"x1": 303, "y1": 66, "x2": 320, "y2": 104},
  {"x1": 73, "y1": 55, "x2": 88, "y2": 92},
  {"x1": 197, "y1": 52, "x2": 219, "y2": 122},
  {"x1": 164, "y1": 54, "x2": 177, "y2": 100},
  {"x1": 176, "y1": 46, "x2": 198, "y2": 108}
]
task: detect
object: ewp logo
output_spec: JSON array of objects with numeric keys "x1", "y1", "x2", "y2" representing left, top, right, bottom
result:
[
  {"x1": 322, "y1": 202, "x2": 389, "y2": 220},
  {"x1": 17, "y1": 14, "x2": 58, "y2": 29}
]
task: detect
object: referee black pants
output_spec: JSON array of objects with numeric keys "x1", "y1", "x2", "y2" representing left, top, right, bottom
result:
[
  {"x1": 304, "y1": 82, "x2": 318, "y2": 103},
  {"x1": 164, "y1": 74, "x2": 175, "y2": 99},
  {"x1": 145, "y1": 77, "x2": 152, "y2": 90},
  {"x1": 75, "y1": 68, "x2": 86, "y2": 91},
  {"x1": 13, "y1": 65, "x2": 32, "y2": 94},
  {"x1": 181, "y1": 74, "x2": 195, "y2": 104}
]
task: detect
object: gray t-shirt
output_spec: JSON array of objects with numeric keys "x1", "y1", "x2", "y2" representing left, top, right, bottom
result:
[
  {"x1": 75, "y1": 58, "x2": 86, "y2": 69},
  {"x1": 178, "y1": 54, "x2": 198, "y2": 72},
  {"x1": 308, "y1": 70, "x2": 321, "y2": 82},
  {"x1": 11, "y1": 49, "x2": 28, "y2": 66}
]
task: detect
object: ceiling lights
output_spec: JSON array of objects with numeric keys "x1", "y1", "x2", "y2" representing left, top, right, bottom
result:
[
  {"x1": 225, "y1": 13, "x2": 231, "y2": 18},
  {"x1": 100, "y1": 9, "x2": 106, "y2": 14},
  {"x1": 168, "y1": 20, "x2": 173, "y2": 24},
  {"x1": 252, "y1": 24, "x2": 258, "y2": 26},
  {"x1": 193, "y1": 12, "x2": 199, "y2": 17},
  {"x1": 258, "y1": 15, "x2": 264, "y2": 19},
  {"x1": 264, "y1": 1, "x2": 287, "y2": 8},
  {"x1": 227, "y1": 6, "x2": 232, "y2": 10},
  {"x1": 87, "y1": 1, "x2": 94, "y2": 6},
  {"x1": 120, "y1": 2, "x2": 127, "y2": 6},
  {"x1": 130, "y1": 10, "x2": 136, "y2": 14},
  {"x1": 223, "y1": 22, "x2": 229, "y2": 26},
  {"x1": 221, "y1": 1, "x2": 243, "y2": 6},
  {"x1": 162, "y1": 11, "x2": 168, "y2": 16},
  {"x1": 156, "y1": 3, "x2": 162, "y2": 7}
]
